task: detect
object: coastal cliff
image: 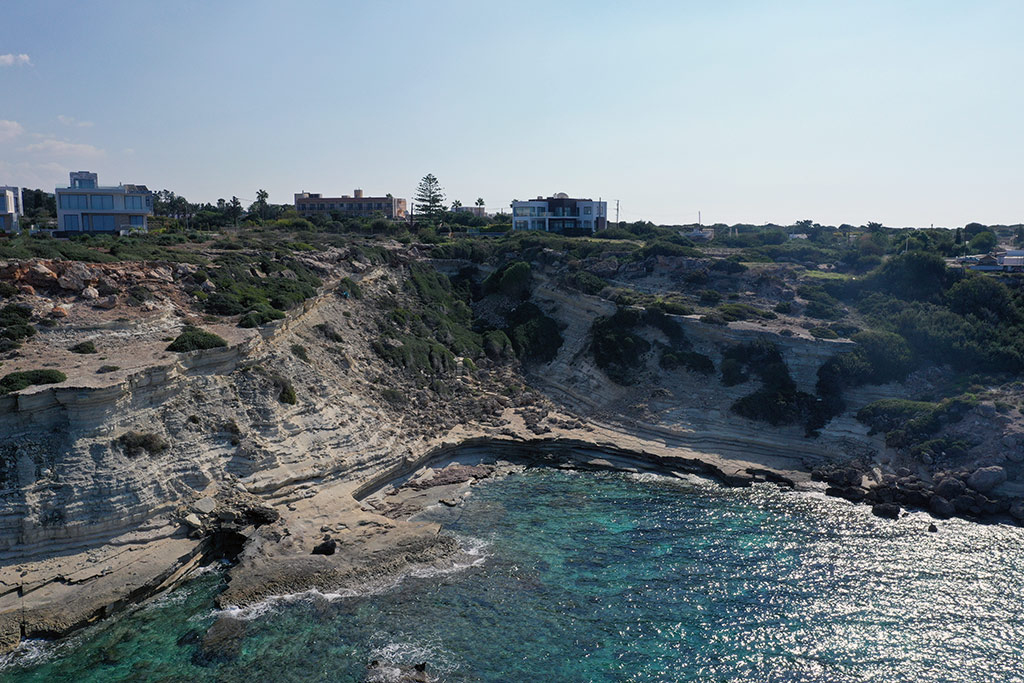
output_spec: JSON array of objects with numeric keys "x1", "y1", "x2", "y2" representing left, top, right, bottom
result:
[{"x1": 0, "y1": 246, "x2": 1021, "y2": 653}]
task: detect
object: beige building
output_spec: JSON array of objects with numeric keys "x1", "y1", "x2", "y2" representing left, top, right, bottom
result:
[{"x1": 294, "y1": 189, "x2": 407, "y2": 220}]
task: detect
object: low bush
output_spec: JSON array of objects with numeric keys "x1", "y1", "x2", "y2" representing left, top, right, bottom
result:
[
  {"x1": 115, "y1": 431, "x2": 168, "y2": 457},
  {"x1": 566, "y1": 271, "x2": 607, "y2": 296},
  {"x1": 0, "y1": 369, "x2": 66, "y2": 394},
  {"x1": 69, "y1": 341, "x2": 97, "y2": 354},
  {"x1": 291, "y1": 344, "x2": 310, "y2": 362},
  {"x1": 167, "y1": 326, "x2": 228, "y2": 352},
  {"x1": 660, "y1": 350, "x2": 714, "y2": 374},
  {"x1": 809, "y1": 327, "x2": 839, "y2": 339}
]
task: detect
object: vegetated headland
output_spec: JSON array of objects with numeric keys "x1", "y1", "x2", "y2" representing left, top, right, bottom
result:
[{"x1": 1, "y1": 207, "x2": 1024, "y2": 654}]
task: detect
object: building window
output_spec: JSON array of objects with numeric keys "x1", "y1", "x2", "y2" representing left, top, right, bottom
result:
[
  {"x1": 0, "y1": 196, "x2": 6, "y2": 212},
  {"x1": 129, "y1": 215, "x2": 144, "y2": 227},
  {"x1": 63, "y1": 214, "x2": 80, "y2": 230},
  {"x1": 72, "y1": 178, "x2": 96, "y2": 189},
  {"x1": 515, "y1": 220, "x2": 529, "y2": 231},
  {"x1": 125, "y1": 195, "x2": 144, "y2": 210},
  {"x1": 91, "y1": 195, "x2": 114, "y2": 210},
  {"x1": 86, "y1": 215, "x2": 115, "y2": 230},
  {"x1": 60, "y1": 194, "x2": 89, "y2": 210},
  {"x1": 583, "y1": 206, "x2": 592, "y2": 215},
  {"x1": 0, "y1": 217, "x2": 5, "y2": 230}
]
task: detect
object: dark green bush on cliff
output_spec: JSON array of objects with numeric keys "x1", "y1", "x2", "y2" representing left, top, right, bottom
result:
[
  {"x1": 0, "y1": 304, "x2": 35, "y2": 344},
  {"x1": 721, "y1": 339, "x2": 824, "y2": 433},
  {"x1": 856, "y1": 396, "x2": 976, "y2": 448},
  {"x1": 482, "y1": 261, "x2": 532, "y2": 299},
  {"x1": 660, "y1": 350, "x2": 714, "y2": 374},
  {"x1": 505, "y1": 302, "x2": 563, "y2": 363},
  {"x1": 591, "y1": 308, "x2": 652, "y2": 385},
  {"x1": 0, "y1": 369, "x2": 66, "y2": 394},
  {"x1": 68, "y1": 341, "x2": 97, "y2": 354},
  {"x1": 115, "y1": 431, "x2": 168, "y2": 457},
  {"x1": 167, "y1": 326, "x2": 228, "y2": 352},
  {"x1": 565, "y1": 271, "x2": 607, "y2": 296}
]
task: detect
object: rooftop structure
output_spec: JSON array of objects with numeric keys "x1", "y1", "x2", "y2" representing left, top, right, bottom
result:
[
  {"x1": 295, "y1": 189, "x2": 407, "y2": 220},
  {"x1": 55, "y1": 171, "x2": 153, "y2": 234},
  {"x1": 0, "y1": 186, "x2": 21, "y2": 233},
  {"x1": 511, "y1": 193, "x2": 607, "y2": 235}
]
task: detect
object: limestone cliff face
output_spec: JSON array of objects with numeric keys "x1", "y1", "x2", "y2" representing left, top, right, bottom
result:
[
  {"x1": 530, "y1": 282, "x2": 888, "y2": 469},
  {"x1": 0, "y1": 283, "x2": 415, "y2": 560}
]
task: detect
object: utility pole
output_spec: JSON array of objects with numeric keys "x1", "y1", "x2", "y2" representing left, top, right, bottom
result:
[
  {"x1": 698, "y1": 210, "x2": 701, "y2": 226},
  {"x1": 615, "y1": 200, "x2": 620, "y2": 229}
]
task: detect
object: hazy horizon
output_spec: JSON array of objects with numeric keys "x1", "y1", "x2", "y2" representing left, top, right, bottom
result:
[{"x1": 1, "y1": 1, "x2": 1021, "y2": 228}]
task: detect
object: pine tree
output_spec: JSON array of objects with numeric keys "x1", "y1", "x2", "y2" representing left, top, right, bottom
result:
[{"x1": 413, "y1": 174, "x2": 445, "y2": 220}]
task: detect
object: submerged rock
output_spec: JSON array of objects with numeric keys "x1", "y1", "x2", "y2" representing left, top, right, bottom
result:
[{"x1": 194, "y1": 616, "x2": 247, "y2": 665}]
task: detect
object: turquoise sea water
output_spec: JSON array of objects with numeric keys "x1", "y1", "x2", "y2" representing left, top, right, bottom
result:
[{"x1": 3, "y1": 467, "x2": 1024, "y2": 682}]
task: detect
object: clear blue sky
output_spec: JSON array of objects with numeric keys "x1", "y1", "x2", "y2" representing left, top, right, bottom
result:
[{"x1": 1, "y1": 1, "x2": 1021, "y2": 227}]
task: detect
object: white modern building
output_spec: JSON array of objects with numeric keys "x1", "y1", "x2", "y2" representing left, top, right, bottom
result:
[
  {"x1": 0, "y1": 186, "x2": 20, "y2": 233},
  {"x1": 511, "y1": 193, "x2": 607, "y2": 234},
  {"x1": 56, "y1": 171, "x2": 153, "y2": 234}
]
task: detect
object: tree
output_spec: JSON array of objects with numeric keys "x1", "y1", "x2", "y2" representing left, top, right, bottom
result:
[
  {"x1": 475, "y1": 197, "x2": 485, "y2": 207},
  {"x1": 228, "y1": 196, "x2": 243, "y2": 227},
  {"x1": 969, "y1": 230, "x2": 997, "y2": 253},
  {"x1": 451, "y1": 199, "x2": 462, "y2": 210},
  {"x1": 413, "y1": 173, "x2": 445, "y2": 220},
  {"x1": 255, "y1": 189, "x2": 269, "y2": 221}
]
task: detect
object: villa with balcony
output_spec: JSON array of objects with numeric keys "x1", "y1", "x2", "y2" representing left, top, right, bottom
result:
[
  {"x1": 55, "y1": 171, "x2": 153, "y2": 234},
  {"x1": 511, "y1": 193, "x2": 607, "y2": 235}
]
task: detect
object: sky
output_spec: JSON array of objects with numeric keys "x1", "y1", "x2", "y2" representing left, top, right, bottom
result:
[{"x1": 1, "y1": 0, "x2": 1022, "y2": 228}]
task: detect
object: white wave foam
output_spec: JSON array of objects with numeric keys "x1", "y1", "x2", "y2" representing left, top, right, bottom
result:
[{"x1": 366, "y1": 633, "x2": 459, "y2": 681}]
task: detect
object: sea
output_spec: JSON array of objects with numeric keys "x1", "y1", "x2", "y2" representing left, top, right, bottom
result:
[{"x1": 2, "y1": 466, "x2": 1023, "y2": 682}]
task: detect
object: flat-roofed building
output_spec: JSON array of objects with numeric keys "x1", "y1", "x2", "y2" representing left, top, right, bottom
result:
[
  {"x1": 0, "y1": 186, "x2": 21, "y2": 233},
  {"x1": 294, "y1": 189, "x2": 407, "y2": 220},
  {"x1": 55, "y1": 171, "x2": 153, "y2": 234},
  {"x1": 511, "y1": 193, "x2": 607, "y2": 235}
]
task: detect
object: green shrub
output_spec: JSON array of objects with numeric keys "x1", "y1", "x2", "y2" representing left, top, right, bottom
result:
[
  {"x1": 0, "y1": 369, "x2": 66, "y2": 394},
  {"x1": 115, "y1": 431, "x2": 168, "y2": 457},
  {"x1": 482, "y1": 330, "x2": 514, "y2": 361},
  {"x1": 0, "y1": 282, "x2": 17, "y2": 298},
  {"x1": 273, "y1": 375, "x2": 297, "y2": 404},
  {"x1": 716, "y1": 303, "x2": 776, "y2": 322},
  {"x1": 773, "y1": 301, "x2": 793, "y2": 314},
  {"x1": 590, "y1": 308, "x2": 651, "y2": 385},
  {"x1": 660, "y1": 350, "x2": 714, "y2": 374},
  {"x1": 315, "y1": 323, "x2": 344, "y2": 343},
  {"x1": 69, "y1": 341, "x2": 97, "y2": 354},
  {"x1": 97, "y1": 365, "x2": 120, "y2": 373},
  {"x1": 483, "y1": 261, "x2": 532, "y2": 299},
  {"x1": 566, "y1": 271, "x2": 607, "y2": 296},
  {"x1": 337, "y1": 277, "x2": 362, "y2": 299},
  {"x1": 381, "y1": 388, "x2": 406, "y2": 405},
  {"x1": 166, "y1": 326, "x2": 228, "y2": 352},
  {"x1": 699, "y1": 289, "x2": 722, "y2": 305},
  {"x1": 505, "y1": 303, "x2": 562, "y2": 363},
  {"x1": 856, "y1": 396, "x2": 976, "y2": 447},
  {"x1": 291, "y1": 344, "x2": 309, "y2": 362}
]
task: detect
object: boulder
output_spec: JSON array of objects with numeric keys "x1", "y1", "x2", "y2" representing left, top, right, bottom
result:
[
  {"x1": 967, "y1": 466, "x2": 1006, "y2": 494},
  {"x1": 80, "y1": 286, "x2": 99, "y2": 300},
  {"x1": 25, "y1": 263, "x2": 58, "y2": 288},
  {"x1": 193, "y1": 497, "x2": 217, "y2": 515},
  {"x1": 49, "y1": 305, "x2": 69, "y2": 318},
  {"x1": 311, "y1": 538, "x2": 337, "y2": 556},
  {"x1": 57, "y1": 262, "x2": 96, "y2": 291},
  {"x1": 871, "y1": 502, "x2": 900, "y2": 520},
  {"x1": 1009, "y1": 500, "x2": 1024, "y2": 522},
  {"x1": 934, "y1": 477, "x2": 966, "y2": 500},
  {"x1": 183, "y1": 513, "x2": 203, "y2": 529},
  {"x1": 94, "y1": 295, "x2": 118, "y2": 309}
]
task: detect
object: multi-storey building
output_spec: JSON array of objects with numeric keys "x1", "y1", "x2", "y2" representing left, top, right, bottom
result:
[
  {"x1": 0, "y1": 186, "x2": 20, "y2": 233},
  {"x1": 55, "y1": 171, "x2": 153, "y2": 234},
  {"x1": 511, "y1": 193, "x2": 607, "y2": 235},
  {"x1": 294, "y1": 189, "x2": 407, "y2": 220}
]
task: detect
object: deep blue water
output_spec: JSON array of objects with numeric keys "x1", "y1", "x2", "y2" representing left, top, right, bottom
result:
[{"x1": 3, "y1": 467, "x2": 1024, "y2": 682}]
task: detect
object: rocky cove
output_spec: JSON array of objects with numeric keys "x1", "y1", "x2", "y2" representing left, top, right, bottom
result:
[{"x1": 1, "y1": 244, "x2": 1023, "y2": 657}]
